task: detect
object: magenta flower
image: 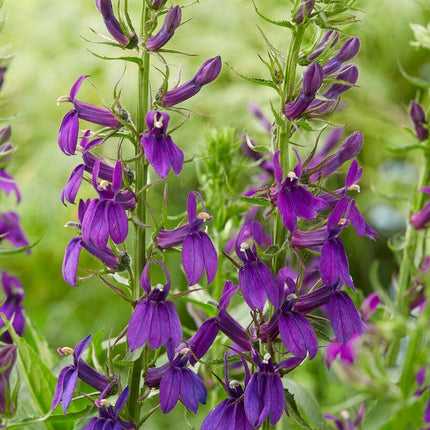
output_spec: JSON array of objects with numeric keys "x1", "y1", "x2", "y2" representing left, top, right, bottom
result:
[
  {"x1": 58, "y1": 76, "x2": 120, "y2": 155},
  {"x1": 272, "y1": 149, "x2": 326, "y2": 232},
  {"x1": 157, "y1": 192, "x2": 218, "y2": 286},
  {"x1": 52, "y1": 335, "x2": 112, "y2": 414},
  {"x1": 0, "y1": 271, "x2": 25, "y2": 343},
  {"x1": 146, "y1": 6, "x2": 181, "y2": 51},
  {"x1": 0, "y1": 170, "x2": 20, "y2": 203},
  {"x1": 141, "y1": 110, "x2": 184, "y2": 178},
  {"x1": 162, "y1": 56, "x2": 222, "y2": 107},
  {"x1": 127, "y1": 259, "x2": 182, "y2": 353},
  {"x1": 0, "y1": 212, "x2": 30, "y2": 250},
  {"x1": 83, "y1": 387, "x2": 135, "y2": 430}
]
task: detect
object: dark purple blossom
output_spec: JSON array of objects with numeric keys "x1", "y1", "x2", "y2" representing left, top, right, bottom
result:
[
  {"x1": 128, "y1": 259, "x2": 182, "y2": 353},
  {"x1": 162, "y1": 56, "x2": 222, "y2": 106},
  {"x1": 146, "y1": 6, "x2": 181, "y2": 51},
  {"x1": 285, "y1": 62, "x2": 323, "y2": 120},
  {"x1": 58, "y1": 76, "x2": 120, "y2": 155},
  {"x1": 244, "y1": 350, "x2": 285, "y2": 427},
  {"x1": 141, "y1": 110, "x2": 184, "y2": 178},
  {"x1": 52, "y1": 335, "x2": 112, "y2": 414},
  {"x1": 0, "y1": 271, "x2": 25, "y2": 343},
  {"x1": 83, "y1": 387, "x2": 135, "y2": 430},
  {"x1": 294, "y1": 0, "x2": 315, "y2": 23},
  {"x1": 272, "y1": 149, "x2": 326, "y2": 232},
  {"x1": 157, "y1": 192, "x2": 218, "y2": 286},
  {"x1": 410, "y1": 101, "x2": 428, "y2": 141},
  {"x1": 95, "y1": 0, "x2": 135, "y2": 47},
  {"x1": 150, "y1": 0, "x2": 167, "y2": 9},
  {"x1": 201, "y1": 354, "x2": 253, "y2": 430},
  {"x1": 411, "y1": 187, "x2": 430, "y2": 230},
  {"x1": 235, "y1": 221, "x2": 281, "y2": 310},
  {"x1": 0, "y1": 344, "x2": 17, "y2": 416},
  {"x1": 0, "y1": 212, "x2": 30, "y2": 250},
  {"x1": 322, "y1": 37, "x2": 360, "y2": 76},
  {"x1": 81, "y1": 160, "x2": 130, "y2": 248},
  {"x1": 146, "y1": 349, "x2": 207, "y2": 414},
  {"x1": 307, "y1": 30, "x2": 340, "y2": 61}
]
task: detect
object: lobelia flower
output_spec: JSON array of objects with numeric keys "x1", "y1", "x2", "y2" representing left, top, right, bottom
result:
[
  {"x1": 146, "y1": 6, "x2": 181, "y2": 51},
  {"x1": 141, "y1": 110, "x2": 184, "y2": 178},
  {"x1": 322, "y1": 37, "x2": 360, "y2": 76},
  {"x1": 325, "y1": 292, "x2": 380, "y2": 366},
  {"x1": 0, "y1": 212, "x2": 30, "y2": 250},
  {"x1": 201, "y1": 354, "x2": 253, "y2": 430},
  {"x1": 294, "y1": 0, "x2": 315, "y2": 23},
  {"x1": 272, "y1": 149, "x2": 326, "y2": 233},
  {"x1": 58, "y1": 75, "x2": 120, "y2": 155},
  {"x1": 52, "y1": 335, "x2": 113, "y2": 414},
  {"x1": 145, "y1": 348, "x2": 207, "y2": 414},
  {"x1": 162, "y1": 56, "x2": 222, "y2": 107},
  {"x1": 81, "y1": 159, "x2": 131, "y2": 249},
  {"x1": 157, "y1": 192, "x2": 218, "y2": 286},
  {"x1": 95, "y1": 0, "x2": 136, "y2": 47},
  {"x1": 248, "y1": 102, "x2": 272, "y2": 132},
  {"x1": 83, "y1": 386, "x2": 135, "y2": 430},
  {"x1": 244, "y1": 350, "x2": 285, "y2": 427},
  {"x1": 324, "y1": 404, "x2": 366, "y2": 430},
  {"x1": 261, "y1": 271, "x2": 319, "y2": 360},
  {"x1": 307, "y1": 30, "x2": 339, "y2": 61},
  {"x1": 235, "y1": 220, "x2": 281, "y2": 310},
  {"x1": 410, "y1": 101, "x2": 428, "y2": 141},
  {"x1": 284, "y1": 62, "x2": 323, "y2": 120},
  {"x1": 0, "y1": 344, "x2": 17, "y2": 416},
  {"x1": 127, "y1": 259, "x2": 182, "y2": 353},
  {"x1": 0, "y1": 271, "x2": 25, "y2": 343},
  {"x1": 0, "y1": 169, "x2": 21, "y2": 203},
  {"x1": 150, "y1": 0, "x2": 167, "y2": 10},
  {"x1": 411, "y1": 187, "x2": 430, "y2": 230}
]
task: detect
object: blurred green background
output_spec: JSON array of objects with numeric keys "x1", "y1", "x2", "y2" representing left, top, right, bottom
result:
[{"x1": 1, "y1": 0, "x2": 430, "y2": 427}]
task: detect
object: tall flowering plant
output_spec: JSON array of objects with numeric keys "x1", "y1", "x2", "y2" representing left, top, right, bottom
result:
[{"x1": 2, "y1": 0, "x2": 430, "y2": 429}]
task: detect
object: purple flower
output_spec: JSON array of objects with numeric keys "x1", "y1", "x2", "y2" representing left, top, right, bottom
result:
[
  {"x1": 83, "y1": 387, "x2": 135, "y2": 430},
  {"x1": 322, "y1": 37, "x2": 360, "y2": 76},
  {"x1": 162, "y1": 56, "x2": 222, "y2": 107},
  {"x1": 0, "y1": 271, "x2": 25, "y2": 343},
  {"x1": 146, "y1": 6, "x2": 181, "y2": 51},
  {"x1": 0, "y1": 344, "x2": 17, "y2": 416},
  {"x1": 272, "y1": 149, "x2": 326, "y2": 232},
  {"x1": 410, "y1": 101, "x2": 428, "y2": 141},
  {"x1": 307, "y1": 30, "x2": 339, "y2": 61},
  {"x1": 202, "y1": 354, "x2": 253, "y2": 430},
  {"x1": 326, "y1": 290, "x2": 364, "y2": 345},
  {"x1": 0, "y1": 212, "x2": 30, "y2": 250},
  {"x1": 235, "y1": 221, "x2": 281, "y2": 310},
  {"x1": 146, "y1": 349, "x2": 207, "y2": 414},
  {"x1": 248, "y1": 102, "x2": 272, "y2": 132},
  {"x1": 141, "y1": 110, "x2": 184, "y2": 178},
  {"x1": 81, "y1": 160, "x2": 130, "y2": 248},
  {"x1": 95, "y1": 0, "x2": 135, "y2": 47},
  {"x1": 284, "y1": 62, "x2": 323, "y2": 120},
  {"x1": 0, "y1": 170, "x2": 20, "y2": 203},
  {"x1": 411, "y1": 187, "x2": 430, "y2": 230},
  {"x1": 324, "y1": 404, "x2": 365, "y2": 430},
  {"x1": 52, "y1": 335, "x2": 112, "y2": 414},
  {"x1": 157, "y1": 192, "x2": 218, "y2": 286},
  {"x1": 58, "y1": 76, "x2": 120, "y2": 155},
  {"x1": 127, "y1": 259, "x2": 182, "y2": 353},
  {"x1": 414, "y1": 366, "x2": 430, "y2": 424},
  {"x1": 294, "y1": 0, "x2": 315, "y2": 23},
  {"x1": 150, "y1": 0, "x2": 167, "y2": 9},
  {"x1": 244, "y1": 350, "x2": 285, "y2": 427}
]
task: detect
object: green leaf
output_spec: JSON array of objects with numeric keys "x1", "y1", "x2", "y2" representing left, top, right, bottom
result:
[
  {"x1": 362, "y1": 399, "x2": 402, "y2": 430},
  {"x1": 382, "y1": 142, "x2": 425, "y2": 154},
  {"x1": 283, "y1": 379, "x2": 327, "y2": 430},
  {"x1": 284, "y1": 387, "x2": 313, "y2": 429},
  {"x1": 226, "y1": 63, "x2": 280, "y2": 92},
  {"x1": 251, "y1": 0, "x2": 294, "y2": 29},
  {"x1": 88, "y1": 51, "x2": 143, "y2": 66},
  {"x1": 397, "y1": 60, "x2": 430, "y2": 89},
  {"x1": 2, "y1": 318, "x2": 58, "y2": 430}
]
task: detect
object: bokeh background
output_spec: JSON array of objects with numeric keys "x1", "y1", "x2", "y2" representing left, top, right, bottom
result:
[{"x1": 1, "y1": 0, "x2": 430, "y2": 427}]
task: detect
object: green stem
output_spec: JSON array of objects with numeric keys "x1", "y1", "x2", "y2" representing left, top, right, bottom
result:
[
  {"x1": 128, "y1": 3, "x2": 151, "y2": 422},
  {"x1": 388, "y1": 147, "x2": 430, "y2": 365}
]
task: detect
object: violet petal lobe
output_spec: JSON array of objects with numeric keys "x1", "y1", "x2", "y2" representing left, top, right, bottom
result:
[
  {"x1": 127, "y1": 301, "x2": 153, "y2": 351},
  {"x1": 183, "y1": 232, "x2": 204, "y2": 286},
  {"x1": 58, "y1": 110, "x2": 79, "y2": 155},
  {"x1": 107, "y1": 202, "x2": 128, "y2": 244},
  {"x1": 160, "y1": 367, "x2": 182, "y2": 413},
  {"x1": 62, "y1": 237, "x2": 83, "y2": 287}
]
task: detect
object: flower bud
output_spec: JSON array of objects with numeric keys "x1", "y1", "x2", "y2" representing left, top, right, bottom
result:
[
  {"x1": 194, "y1": 56, "x2": 222, "y2": 86},
  {"x1": 307, "y1": 30, "x2": 339, "y2": 61},
  {"x1": 302, "y1": 61, "x2": 324, "y2": 96},
  {"x1": 337, "y1": 37, "x2": 360, "y2": 62},
  {"x1": 0, "y1": 344, "x2": 17, "y2": 417},
  {"x1": 146, "y1": 6, "x2": 182, "y2": 51},
  {"x1": 294, "y1": 0, "x2": 315, "y2": 24},
  {"x1": 410, "y1": 101, "x2": 428, "y2": 141},
  {"x1": 150, "y1": 0, "x2": 167, "y2": 9}
]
